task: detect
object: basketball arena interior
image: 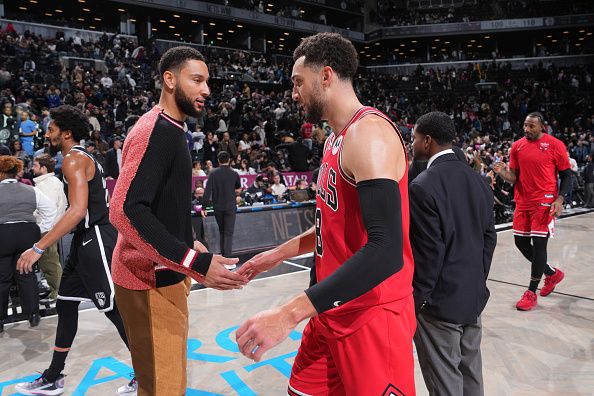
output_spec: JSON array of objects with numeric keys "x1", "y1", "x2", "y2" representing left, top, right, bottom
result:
[{"x1": 0, "y1": 0, "x2": 593, "y2": 395}]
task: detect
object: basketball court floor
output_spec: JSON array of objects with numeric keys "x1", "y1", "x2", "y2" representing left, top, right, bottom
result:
[{"x1": 1, "y1": 212, "x2": 593, "y2": 395}]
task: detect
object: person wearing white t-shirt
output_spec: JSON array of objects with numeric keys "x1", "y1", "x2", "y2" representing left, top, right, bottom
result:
[
  {"x1": 32, "y1": 155, "x2": 66, "y2": 301},
  {"x1": 271, "y1": 173, "x2": 287, "y2": 200}
]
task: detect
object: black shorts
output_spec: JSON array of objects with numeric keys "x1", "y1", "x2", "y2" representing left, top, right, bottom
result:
[{"x1": 57, "y1": 224, "x2": 117, "y2": 312}]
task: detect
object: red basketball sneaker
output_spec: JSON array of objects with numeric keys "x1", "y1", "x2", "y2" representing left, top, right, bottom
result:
[
  {"x1": 516, "y1": 290, "x2": 537, "y2": 311},
  {"x1": 540, "y1": 268, "x2": 565, "y2": 297}
]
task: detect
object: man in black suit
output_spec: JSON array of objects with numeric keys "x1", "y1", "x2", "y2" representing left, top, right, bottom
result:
[
  {"x1": 104, "y1": 136, "x2": 122, "y2": 179},
  {"x1": 409, "y1": 112, "x2": 497, "y2": 396},
  {"x1": 203, "y1": 151, "x2": 241, "y2": 257}
]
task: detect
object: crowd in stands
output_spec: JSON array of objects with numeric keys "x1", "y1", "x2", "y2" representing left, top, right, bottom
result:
[
  {"x1": 1, "y1": 21, "x2": 593, "y2": 216},
  {"x1": 371, "y1": 0, "x2": 593, "y2": 27},
  {"x1": 216, "y1": 0, "x2": 364, "y2": 29}
]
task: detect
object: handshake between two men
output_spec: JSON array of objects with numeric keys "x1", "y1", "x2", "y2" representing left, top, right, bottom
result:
[{"x1": 193, "y1": 241, "x2": 303, "y2": 363}]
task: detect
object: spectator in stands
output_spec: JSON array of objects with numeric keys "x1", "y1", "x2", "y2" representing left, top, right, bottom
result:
[
  {"x1": 270, "y1": 172, "x2": 287, "y2": 200},
  {"x1": 276, "y1": 133, "x2": 311, "y2": 172},
  {"x1": 86, "y1": 108, "x2": 101, "y2": 136},
  {"x1": 237, "y1": 158, "x2": 256, "y2": 175},
  {"x1": 247, "y1": 175, "x2": 266, "y2": 196},
  {"x1": 19, "y1": 109, "x2": 38, "y2": 156},
  {"x1": 32, "y1": 154, "x2": 67, "y2": 303},
  {"x1": 0, "y1": 155, "x2": 56, "y2": 332},
  {"x1": 46, "y1": 86, "x2": 61, "y2": 108},
  {"x1": 203, "y1": 131, "x2": 219, "y2": 167},
  {"x1": 300, "y1": 121, "x2": 313, "y2": 150},
  {"x1": 10, "y1": 140, "x2": 30, "y2": 170},
  {"x1": 220, "y1": 131, "x2": 238, "y2": 159},
  {"x1": 238, "y1": 132, "x2": 251, "y2": 152},
  {"x1": 1, "y1": 102, "x2": 16, "y2": 137},
  {"x1": 104, "y1": 136, "x2": 122, "y2": 179},
  {"x1": 192, "y1": 187, "x2": 205, "y2": 207},
  {"x1": 192, "y1": 160, "x2": 207, "y2": 177}
]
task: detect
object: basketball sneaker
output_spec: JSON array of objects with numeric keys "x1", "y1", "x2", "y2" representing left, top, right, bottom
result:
[
  {"x1": 540, "y1": 268, "x2": 565, "y2": 297},
  {"x1": 516, "y1": 290, "x2": 537, "y2": 311},
  {"x1": 15, "y1": 371, "x2": 65, "y2": 395},
  {"x1": 117, "y1": 377, "x2": 137, "y2": 395}
]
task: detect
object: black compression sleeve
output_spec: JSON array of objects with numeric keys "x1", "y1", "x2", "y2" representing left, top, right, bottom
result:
[
  {"x1": 304, "y1": 178, "x2": 404, "y2": 313},
  {"x1": 558, "y1": 169, "x2": 572, "y2": 198}
]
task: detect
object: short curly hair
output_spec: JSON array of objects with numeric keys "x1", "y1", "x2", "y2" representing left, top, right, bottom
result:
[
  {"x1": 293, "y1": 32, "x2": 358, "y2": 82},
  {"x1": 158, "y1": 46, "x2": 205, "y2": 82},
  {"x1": 50, "y1": 105, "x2": 91, "y2": 142},
  {"x1": 0, "y1": 155, "x2": 23, "y2": 176},
  {"x1": 415, "y1": 111, "x2": 456, "y2": 145}
]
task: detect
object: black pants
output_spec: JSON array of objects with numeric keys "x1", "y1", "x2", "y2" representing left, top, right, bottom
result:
[
  {"x1": 214, "y1": 210, "x2": 236, "y2": 257},
  {"x1": 0, "y1": 222, "x2": 41, "y2": 320}
]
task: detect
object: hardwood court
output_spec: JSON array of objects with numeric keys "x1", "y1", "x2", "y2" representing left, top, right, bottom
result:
[{"x1": 1, "y1": 213, "x2": 593, "y2": 395}]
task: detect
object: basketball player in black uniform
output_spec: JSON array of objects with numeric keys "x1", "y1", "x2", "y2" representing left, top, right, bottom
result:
[{"x1": 15, "y1": 105, "x2": 134, "y2": 395}]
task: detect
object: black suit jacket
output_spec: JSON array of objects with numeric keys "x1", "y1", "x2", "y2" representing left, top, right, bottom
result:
[
  {"x1": 203, "y1": 165, "x2": 240, "y2": 212},
  {"x1": 104, "y1": 148, "x2": 120, "y2": 179},
  {"x1": 409, "y1": 153, "x2": 497, "y2": 324}
]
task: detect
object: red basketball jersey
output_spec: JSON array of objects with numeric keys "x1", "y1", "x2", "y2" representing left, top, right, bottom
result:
[
  {"x1": 509, "y1": 133, "x2": 570, "y2": 210},
  {"x1": 314, "y1": 106, "x2": 414, "y2": 333}
]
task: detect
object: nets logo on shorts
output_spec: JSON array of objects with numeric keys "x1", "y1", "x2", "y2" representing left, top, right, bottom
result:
[
  {"x1": 381, "y1": 384, "x2": 405, "y2": 396},
  {"x1": 95, "y1": 292, "x2": 106, "y2": 307}
]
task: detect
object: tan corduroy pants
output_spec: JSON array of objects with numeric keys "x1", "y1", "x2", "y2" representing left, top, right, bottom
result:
[{"x1": 115, "y1": 278, "x2": 191, "y2": 396}]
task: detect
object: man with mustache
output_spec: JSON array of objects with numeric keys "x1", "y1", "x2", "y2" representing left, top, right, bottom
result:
[
  {"x1": 109, "y1": 47, "x2": 247, "y2": 396},
  {"x1": 236, "y1": 33, "x2": 416, "y2": 395},
  {"x1": 494, "y1": 112, "x2": 571, "y2": 311},
  {"x1": 15, "y1": 105, "x2": 131, "y2": 395}
]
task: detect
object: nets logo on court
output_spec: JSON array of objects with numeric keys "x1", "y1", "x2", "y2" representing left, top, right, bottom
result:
[
  {"x1": 95, "y1": 292, "x2": 106, "y2": 307},
  {"x1": 381, "y1": 384, "x2": 405, "y2": 396}
]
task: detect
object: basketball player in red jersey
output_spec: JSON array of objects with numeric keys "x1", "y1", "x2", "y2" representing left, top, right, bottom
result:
[
  {"x1": 494, "y1": 112, "x2": 571, "y2": 311},
  {"x1": 236, "y1": 32, "x2": 416, "y2": 395}
]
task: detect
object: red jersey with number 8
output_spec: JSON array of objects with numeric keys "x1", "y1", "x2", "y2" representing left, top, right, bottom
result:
[{"x1": 313, "y1": 106, "x2": 414, "y2": 331}]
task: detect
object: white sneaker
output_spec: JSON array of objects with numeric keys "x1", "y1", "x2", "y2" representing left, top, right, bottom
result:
[
  {"x1": 15, "y1": 372, "x2": 65, "y2": 395},
  {"x1": 117, "y1": 377, "x2": 137, "y2": 395}
]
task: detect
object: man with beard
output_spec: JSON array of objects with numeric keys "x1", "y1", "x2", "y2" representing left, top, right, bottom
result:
[
  {"x1": 15, "y1": 105, "x2": 132, "y2": 395},
  {"x1": 109, "y1": 46, "x2": 247, "y2": 396},
  {"x1": 494, "y1": 112, "x2": 571, "y2": 311},
  {"x1": 235, "y1": 33, "x2": 416, "y2": 395}
]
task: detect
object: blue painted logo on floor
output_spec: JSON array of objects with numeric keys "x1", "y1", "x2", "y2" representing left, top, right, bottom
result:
[{"x1": 1, "y1": 326, "x2": 303, "y2": 395}]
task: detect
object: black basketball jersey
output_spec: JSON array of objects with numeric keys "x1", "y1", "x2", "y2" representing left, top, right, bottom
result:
[{"x1": 64, "y1": 145, "x2": 111, "y2": 232}]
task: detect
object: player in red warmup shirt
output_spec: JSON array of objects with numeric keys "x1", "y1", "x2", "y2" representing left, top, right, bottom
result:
[
  {"x1": 494, "y1": 112, "x2": 571, "y2": 311},
  {"x1": 235, "y1": 32, "x2": 416, "y2": 396}
]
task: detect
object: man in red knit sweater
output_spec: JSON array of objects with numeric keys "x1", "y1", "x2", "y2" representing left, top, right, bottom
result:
[{"x1": 109, "y1": 46, "x2": 247, "y2": 396}]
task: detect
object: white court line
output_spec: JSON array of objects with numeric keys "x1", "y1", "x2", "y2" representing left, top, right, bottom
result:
[
  {"x1": 290, "y1": 253, "x2": 315, "y2": 260},
  {"x1": 283, "y1": 260, "x2": 312, "y2": 270}
]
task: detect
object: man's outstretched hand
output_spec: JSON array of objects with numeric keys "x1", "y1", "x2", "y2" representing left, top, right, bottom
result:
[{"x1": 202, "y1": 255, "x2": 246, "y2": 290}]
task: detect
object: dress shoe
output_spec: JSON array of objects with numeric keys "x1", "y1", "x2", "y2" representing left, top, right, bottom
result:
[{"x1": 29, "y1": 313, "x2": 40, "y2": 327}]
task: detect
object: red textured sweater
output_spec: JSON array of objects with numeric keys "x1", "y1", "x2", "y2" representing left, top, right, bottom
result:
[{"x1": 109, "y1": 105, "x2": 212, "y2": 290}]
